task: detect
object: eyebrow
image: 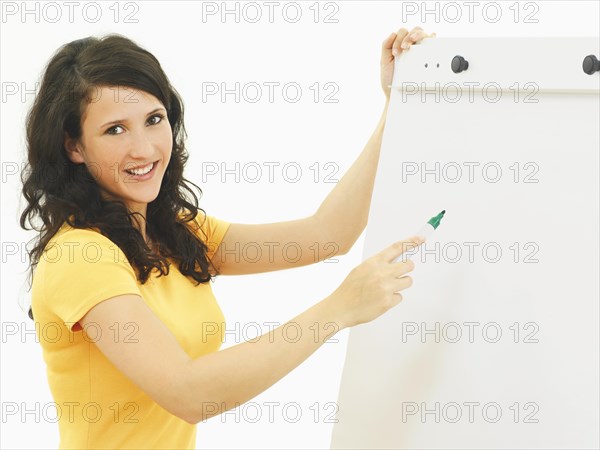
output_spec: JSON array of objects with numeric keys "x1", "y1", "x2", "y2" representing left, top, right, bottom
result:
[{"x1": 99, "y1": 107, "x2": 167, "y2": 129}]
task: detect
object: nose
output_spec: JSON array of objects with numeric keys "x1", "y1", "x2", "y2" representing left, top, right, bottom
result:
[{"x1": 127, "y1": 128, "x2": 156, "y2": 160}]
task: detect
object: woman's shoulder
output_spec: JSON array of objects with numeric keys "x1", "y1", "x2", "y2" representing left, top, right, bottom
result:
[
  {"x1": 177, "y1": 208, "x2": 210, "y2": 234},
  {"x1": 48, "y1": 219, "x2": 110, "y2": 247},
  {"x1": 40, "y1": 219, "x2": 129, "y2": 271}
]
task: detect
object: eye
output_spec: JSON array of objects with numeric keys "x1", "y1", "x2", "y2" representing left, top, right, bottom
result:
[
  {"x1": 148, "y1": 113, "x2": 165, "y2": 126},
  {"x1": 105, "y1": 114, "x2": 166, "y2": 136},
  {"x1": 106, "y1": 125, "x2": 124, "y2": 136}
]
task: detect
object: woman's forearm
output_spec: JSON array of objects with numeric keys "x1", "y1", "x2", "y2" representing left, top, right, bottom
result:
[
  {"x1": 315, "y1": 98, "x2": 391, "y2": 252},
  {"x1": 182, "y1": 296, "x2": 343, "y2": 423}
]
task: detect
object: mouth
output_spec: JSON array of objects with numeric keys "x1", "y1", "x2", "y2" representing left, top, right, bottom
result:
[{"x1": 123, "y1": 160, "x2": 159, "y2": 181}]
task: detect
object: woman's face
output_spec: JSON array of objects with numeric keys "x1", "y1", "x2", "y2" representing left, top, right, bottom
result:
[{"x1": 64, "y1": 85, "x2": 173, "y2": 216}]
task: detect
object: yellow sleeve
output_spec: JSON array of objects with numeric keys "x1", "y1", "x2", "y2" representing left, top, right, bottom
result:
[
  {"x1": 42, "y1": 229, "x2": 142, "y2": 332},
  {"x1": 193, "y1": 212, "x2": 232, "y2": 261}
]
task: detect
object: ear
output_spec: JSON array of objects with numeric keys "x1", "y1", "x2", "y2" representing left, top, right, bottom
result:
[{"x1": 64, "y1": 132, "x2": 85, "y2": 164}]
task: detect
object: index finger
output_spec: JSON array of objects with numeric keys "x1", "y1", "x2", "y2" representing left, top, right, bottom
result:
[{"x1": 383, "y1": 236, "x2": 425, "y2": 263}]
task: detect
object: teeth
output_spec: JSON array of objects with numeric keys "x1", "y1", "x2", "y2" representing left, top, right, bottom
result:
[{"x1": 126, "y1": 162, "x2": 153, "y2": 176}]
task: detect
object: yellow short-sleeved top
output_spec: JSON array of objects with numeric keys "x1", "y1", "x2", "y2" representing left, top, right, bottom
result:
[{"x1": 31, "y1": 211, "x2": 231, "y2": 449}]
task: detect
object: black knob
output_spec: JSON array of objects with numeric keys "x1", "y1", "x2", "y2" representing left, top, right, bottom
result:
[
  {"x1": 451, "y1": 55, "x2": 469, "y2": 73},
  {"x1": 582, "y1": 55, "x2": 600, "y2": 75}
]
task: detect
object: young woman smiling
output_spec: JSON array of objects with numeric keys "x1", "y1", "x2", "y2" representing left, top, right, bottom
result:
[{"x1": 21, "y1": 28, "x2": 434, "y2": 448}]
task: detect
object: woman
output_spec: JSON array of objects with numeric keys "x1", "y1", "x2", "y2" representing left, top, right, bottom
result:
[{"x1": 20, "y1": 28, "x2": 433, "y2": 449}]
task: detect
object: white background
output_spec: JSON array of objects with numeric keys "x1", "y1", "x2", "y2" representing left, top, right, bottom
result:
[{"x1": 1, "y1": 1, "x2": 599, "y2": 449}]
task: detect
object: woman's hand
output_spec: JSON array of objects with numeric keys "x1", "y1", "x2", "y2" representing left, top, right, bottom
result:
[
  {"x1": 324, "y1": 236, "x2": 424, "y2": 330},
  {"x1": 380, "y1": 26, "x2": 437, "y2": 100}
]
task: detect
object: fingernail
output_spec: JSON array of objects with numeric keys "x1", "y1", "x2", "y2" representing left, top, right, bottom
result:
[
  {"x1": 409, "y1": 33, "x2": 417, "y2": 39},
  {"x1": 401, "y1": 42, "x2": 409, "y2": 50},
  {"x1": 392, "y1": 48, "x2": 399, "y2": 56}
]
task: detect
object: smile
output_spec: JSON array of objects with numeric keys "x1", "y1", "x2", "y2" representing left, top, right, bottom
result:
[{"x1": 124, "y1": 161, "x2": 158, "y2": 180}]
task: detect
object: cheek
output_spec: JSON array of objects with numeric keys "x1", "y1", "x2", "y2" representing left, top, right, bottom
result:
[
  {"x1": 97, "y1": 162, "x2": 119, "y2": 185},
  {"x1": 88, "y1": 146, "x2": 123, "y2": 184},
  {"x1": 160, "y1": 130, "x2": 173, "y2": 153}
]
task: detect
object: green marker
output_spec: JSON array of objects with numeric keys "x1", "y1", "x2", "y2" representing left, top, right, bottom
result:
[{"x1": 393, "y1": 210, "x2": 446, "y2": 262}]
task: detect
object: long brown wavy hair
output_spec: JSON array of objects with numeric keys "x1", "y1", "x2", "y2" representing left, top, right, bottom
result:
[{"x1": 20, "y1": 33, "x2": 221, "y2": 320}]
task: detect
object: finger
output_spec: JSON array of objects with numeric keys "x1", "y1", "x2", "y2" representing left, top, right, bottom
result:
[
  {"x1": 380, "y1": 254, "x2": 415, "y2": 282},
  {"x1": 414, "y1": 31, "x2": 437, "y2": 41},
  {"x1": 390, "y1": 292, "x2": 404, "y2": 308},
  {"x1": 392, "y1": 28, "x2": 410, "y2": 57},
  {"x1": 400, "y1": 36, "x2": 416, "y2": 50},
  {"x1": 399, "y1": 26, "x2": 423, "y2": 49},
  {"x1": 407, "y1": 26, "x2": 424, "y2": 42},
  {"x1": 417, "y1": 31, "x2": 437, "y2": 41},
  {"x1": 382, "y1": 32, "x2": 397, "y2": 49},
  {"x1": 383, "y1": 236, "x2": 424, "y2": 263},
  {"x1": 381, "y1": 32, "x2": 397, "y2": 64},
  {"x1": 390, "y1": 275, "x2": 413, "y2": 293},
  {"x1": 390, "y1": 257, "x2": 415, "y2": 277},
  {"x1": 403, "y1": 29, "x2": 436, "y2": 49}
]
